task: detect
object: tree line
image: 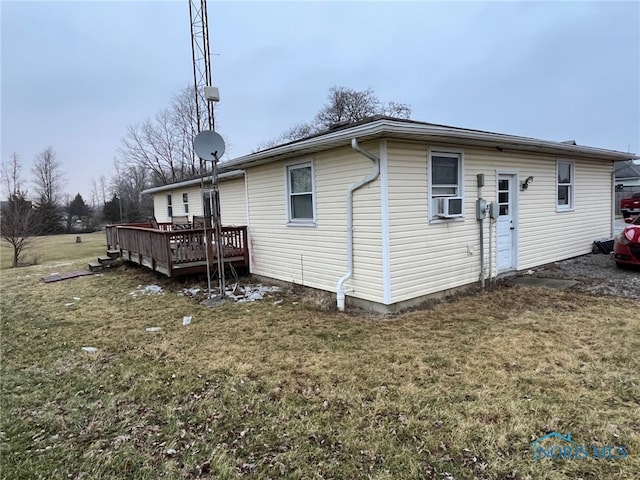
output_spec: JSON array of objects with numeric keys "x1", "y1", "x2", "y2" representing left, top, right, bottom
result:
[
  {"x1": 2, "y1": 85, "x2": 410, "y2": 267},
  {"x1": 1, "y1": 149, "x2": 97, "y2": 267}
]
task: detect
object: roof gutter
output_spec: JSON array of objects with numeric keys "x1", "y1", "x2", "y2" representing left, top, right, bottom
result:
[{"x1": 336, "y1": 138, "x2": 380, "y2": 312}]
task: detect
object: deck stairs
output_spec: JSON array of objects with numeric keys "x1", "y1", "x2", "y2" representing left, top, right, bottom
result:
[{"x1": 88, "y1": 249, "x2": 121, "y2": 272}]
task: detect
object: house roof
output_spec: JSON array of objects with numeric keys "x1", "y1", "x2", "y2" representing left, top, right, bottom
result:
[
  {"x1": 220, "y1": 116, "x2": 637, "y2": 172},
  {"x1": 614, "y1": 160, "x2": 640, "y2": 180},
  {"x1": 141, "y1": 169, "x2": 244, "y2": 195}
]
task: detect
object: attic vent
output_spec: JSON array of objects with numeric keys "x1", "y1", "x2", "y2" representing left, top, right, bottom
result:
[{"x1": 562, "y1": 140, "x2": 577, "y2": 145}]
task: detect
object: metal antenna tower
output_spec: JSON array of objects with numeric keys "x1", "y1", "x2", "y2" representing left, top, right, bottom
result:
[
  {"x1": 189, "y1": 0, "x2": 226, "y2": 301},
  {"x1": 189, "y1": 0, "x2": 215, "y2": 137}
]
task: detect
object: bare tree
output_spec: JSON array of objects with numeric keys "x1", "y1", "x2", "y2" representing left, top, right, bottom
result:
[
  {"x1": 2, "y1": 153, "x2": 22, "y2": 198},
  {"x1": 381, "y1": 100, "x2": 412, "y2": 119},
  {"x1": 315, "y1": 86, "x2": 381, "y2": 127},
  {"x1": 255, "y1": 121, "x2": 318, "y2": 152},
  {"x1": 169, "y1": 87, "x2": 201, "y2": 174},
  {"x1": 1, "y1": 194, "x2": 39, "y2": 267},
  {"x1": 90, "y1": 174, "x2": 109, "y2": 217},
  {"x1": 1, "y1": 154, "x2": 38, "y2": 267},
  {"x1": 31, "y1": 147, "x2": 65, "y2": 234},
  {"x1": 111, "y1": 160, "x2": 153, "y2": 222},
  {"x1": 32, "y1": 147, "x2": 65, "y2": 205},
  {"x1": 258, "y1": 85, "x2": 411, "y2": 149},
  {"x1": 98, "y1": 175, "x2": 108, "y2": 205},
  {"x1": 117, "y1": 86, "x2": 206, "y2": 187},
  {"x1": 90, "y1": 179, "x2": 99, "y2": 214}
]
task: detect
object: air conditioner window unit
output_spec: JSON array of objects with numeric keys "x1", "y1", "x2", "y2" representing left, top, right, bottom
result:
[{"x1": 436, "y1": 196, "x2": 464, "y2": 218}]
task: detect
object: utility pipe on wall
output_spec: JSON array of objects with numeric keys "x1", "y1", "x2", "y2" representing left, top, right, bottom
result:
[
  {"x1": 479, "y1": 215, "x2": 485, "y2": 288},
  {"x1": 489, "y1": 216, "x2": 495, "y2": 285},
  {"x1": 336, "y1": 138, "x2": 380, "y2": 311}
]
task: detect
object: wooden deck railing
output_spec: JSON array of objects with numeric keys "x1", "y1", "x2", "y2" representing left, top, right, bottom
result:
[{"x1": 106, "y1": 224, "x2": 249, "y2": 277}]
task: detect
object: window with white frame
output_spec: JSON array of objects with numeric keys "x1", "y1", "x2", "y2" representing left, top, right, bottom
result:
[
  {"x1": 182, "y1": 192, "x2": 189, "y2": 214},
  {"x1": 167, "y1": 194, "x2": 173, "y2": 218},
  {"x1": 557, "y1": 160, "x2": 574, "y2": 211},
  {"x1": 429, "y1": 150, "x2": 464, "y2": 220},
  {"x1": 287, "y1": 162, "x2": 315, "y2": 224}
]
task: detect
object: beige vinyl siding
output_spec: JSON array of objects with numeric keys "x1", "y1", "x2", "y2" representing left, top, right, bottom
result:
[
  {"x1": 386, "y1": 141, "x2": 481, "y2": 304},
  {"x1": 153, "y1": 195, "x2": 169, "y2": 223},
  {"x1": 151, "y1": 177, "x2": 247, "y2": 225},
  {"x1": 152, "y1": 188, "x2": 201, "y2": 223},
  {"x1": 219, "y1": 176, "x2": 247, "y2": 225},
  {"x1": 517, "y1": 157, "x2": 611, "y2": 269},
  {"x1": 246, "y1": 144, "x2": 383, "y2": 302},
  {"x1": 386, "y1": 140, "x2": 612, "y2": 304},
  {"x1": 172, "y1": 186, "x2": 204, "y2": 219}
]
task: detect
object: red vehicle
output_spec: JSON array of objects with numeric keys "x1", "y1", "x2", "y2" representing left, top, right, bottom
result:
[
  {"x1": 614, "y1": 215, "x2": 640, "y2": 268},
  {"x1": 620, "y1": 192, "x2": 640, "y2": 221}
]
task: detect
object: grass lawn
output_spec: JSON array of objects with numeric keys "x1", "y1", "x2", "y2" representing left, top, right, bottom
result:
[
  {"x1": 0, "y1": 231, "x2": 107, "y2": 270},
  {"x1": 1, "y1": 233, "x2": 639, "y2": 479}
]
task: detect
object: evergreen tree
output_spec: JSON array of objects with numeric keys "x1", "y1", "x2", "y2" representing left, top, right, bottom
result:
[
  {"x1": 68, "y1": 193, "x2": 90, "y2": 218},
  {"x1": 102, "y1": 194, "x2": 122, "y2": 223},
  {"x1": 33, "y1": 199, "x2": 64, "y2": 234}
]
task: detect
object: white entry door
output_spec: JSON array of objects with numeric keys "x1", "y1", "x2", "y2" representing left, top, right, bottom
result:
[{"x1": 496, "y1": 174, "x2": 517, "y2": 272}]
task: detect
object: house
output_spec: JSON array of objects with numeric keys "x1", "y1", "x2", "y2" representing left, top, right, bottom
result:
[
  {"x1": 140, "y1": 170, "x2": 247, "y2": 225},
  {"x1": 615, "y1": 160, "x2": 640, "y2": 188},
  {"x1": 613, "y1": 160, "x2": 640, "y2": 215},
  {"x1": 139, "y1": 116, "x2": 636, "y2": 312},
  {"x1": 102, "y1": 170, "x2": 249, "y2": 278}
]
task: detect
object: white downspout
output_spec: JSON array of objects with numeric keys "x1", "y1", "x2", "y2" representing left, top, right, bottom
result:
[{"x1": 336, "y1": 138, "x2": 380, "y2": 311}]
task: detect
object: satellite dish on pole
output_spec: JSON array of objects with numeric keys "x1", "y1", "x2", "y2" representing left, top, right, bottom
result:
[{"x1": 194, "y1": 130, "x2": 226, "y2": 161}]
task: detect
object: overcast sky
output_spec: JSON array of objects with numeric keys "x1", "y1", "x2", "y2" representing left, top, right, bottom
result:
[{"x1": 2, "y1": 0, "x2": 639, "y2": 201}]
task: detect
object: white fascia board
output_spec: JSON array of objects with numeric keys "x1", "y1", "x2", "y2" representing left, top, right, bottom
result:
[
  {"x1": 382, "y1": 122, "x2": 638, "y2": 161},
  {"x1": 141, "y1": 170, "x2": 245, "y2": 194},
  {"x1": 142, "y1": 179, "x2": 201, "y2": 195}
]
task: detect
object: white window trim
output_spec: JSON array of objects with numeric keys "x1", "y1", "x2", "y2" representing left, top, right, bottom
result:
[
  {"x1": 167, "y1": 194, "x2": 173, "y2": 218},
  {"x1": 182, "y1": 192, "x2": 189, "y2": 214},
  {"x1": 285, "y1": 159, "x2": 316, "y2": 226},
  {"x1": 556, "y1": 159, "x2": 575, "y2": 212},
  {"x1": 427, "y1": 146, "x2": 465, "y2": 223}
]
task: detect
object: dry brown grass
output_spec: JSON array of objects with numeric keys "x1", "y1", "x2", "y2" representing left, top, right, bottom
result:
[
  {"x1": 0, "y1": 231, "x2": 106, "y2": 270},
  {"x1": 1, "y1": 240, "x2": 639, "y2": 479}
]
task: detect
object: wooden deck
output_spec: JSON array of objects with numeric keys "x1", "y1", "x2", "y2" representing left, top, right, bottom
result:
[{"x1": 105, "y1": 223, "x2": 249, "y2": 277}]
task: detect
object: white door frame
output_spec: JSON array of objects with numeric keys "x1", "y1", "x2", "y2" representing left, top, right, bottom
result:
[{"x1": 495, "y1": 170, "x2": 519, "y2": 273}]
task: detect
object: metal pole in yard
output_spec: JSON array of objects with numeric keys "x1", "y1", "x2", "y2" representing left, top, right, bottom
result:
[
  {"x1": 212, "y1": 152, "x2": 225, "y2": 298},
  {"x1": 201, "y1": 176, "x2": 213, "y2": 299}
]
